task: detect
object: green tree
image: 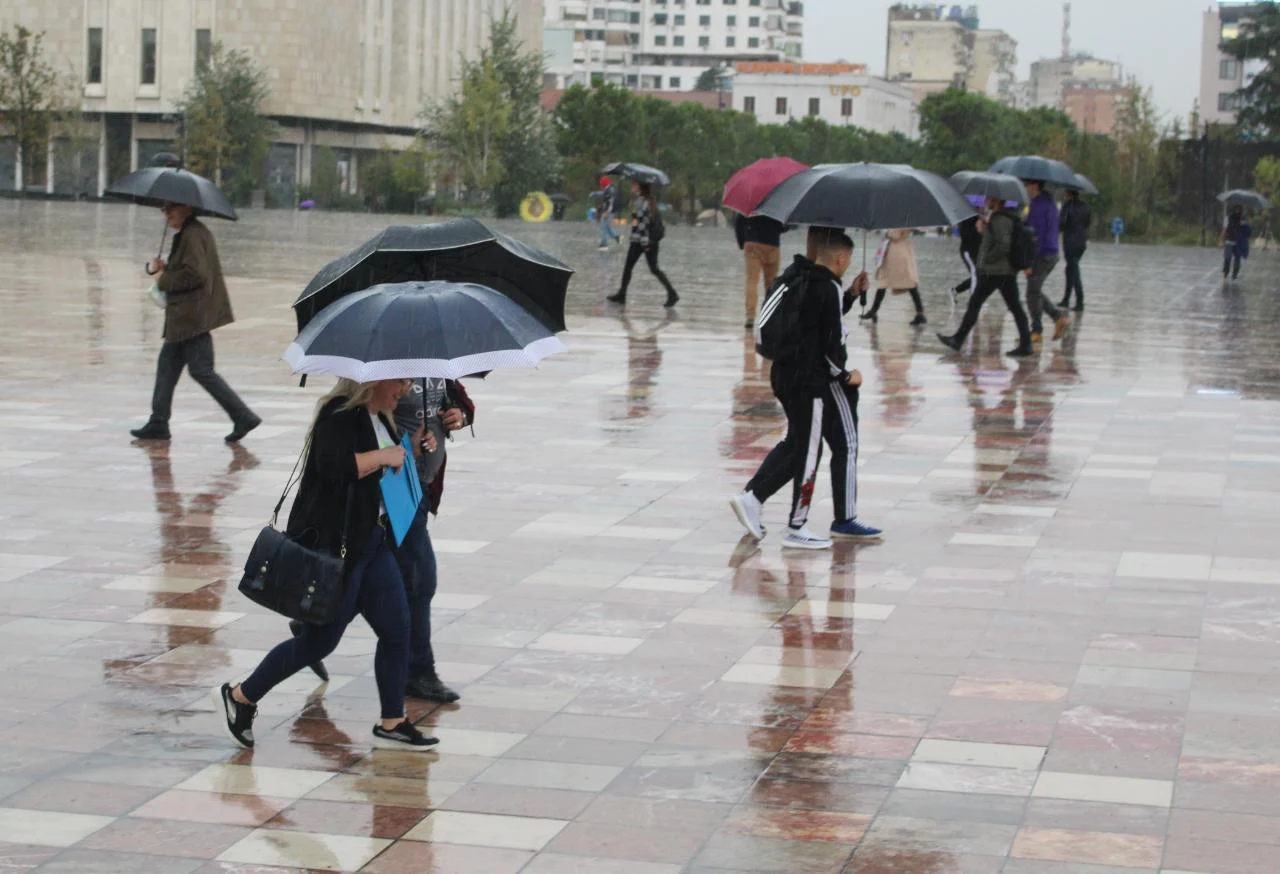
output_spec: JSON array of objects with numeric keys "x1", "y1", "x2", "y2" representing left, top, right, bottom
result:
[
  {"x1": 0, "y1": 25, "x2": 59, "y2": 189},
  {"x1": 1220, "y1": 3, "x2": 1280, "y2": 134},
  {"x1": 424, "y1": 54, "x2": 511, "y2": 199},
  {"x1": 694, "y1": 65, "x2": 731, "y2": 92},
  {"x1": 1255, "y1": 155, "x2": 1280, "y2": 200},
  {"x1": 174, "y1": 42, "x2": 273, "y2": 202}
]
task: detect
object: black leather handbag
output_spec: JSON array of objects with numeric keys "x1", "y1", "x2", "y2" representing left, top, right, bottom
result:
[{"x1": 238, "y1": 435, "x2": 352, "y2": 625}]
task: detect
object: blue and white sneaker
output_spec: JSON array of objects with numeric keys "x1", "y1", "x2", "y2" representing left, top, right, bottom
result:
[
  {"x1": 831, "y1": 519, "x2": 883, "y2": 541},
  {"x1": 782, "y1": 526, "x2": 832, "y2": 550}
]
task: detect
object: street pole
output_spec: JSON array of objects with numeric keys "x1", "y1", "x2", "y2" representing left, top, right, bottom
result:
[{"x1": 1200, "y1": 124, "x2": 1209, "y2": 247}]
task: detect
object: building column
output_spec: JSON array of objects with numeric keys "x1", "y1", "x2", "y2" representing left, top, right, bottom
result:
[{"x1": 97, "y1": 120, "x2": 107, "y2": 197}]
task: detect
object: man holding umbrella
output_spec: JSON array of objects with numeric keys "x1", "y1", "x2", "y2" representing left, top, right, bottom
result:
[
  {"x1": 1022, "y1": 178, "x2": 1071, "y2": 343},
  {"x1": 130, "y1": 202, "x2": 260, "y2": 442}
]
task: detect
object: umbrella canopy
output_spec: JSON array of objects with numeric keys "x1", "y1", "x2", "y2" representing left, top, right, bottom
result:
[
  {"x1": 722, "y1": 157, "x2": 809, "y2": 214},
  {"x1": 294, "y1": 217, "x2": 572, "y2": 333},
  {"x1": 1069, "y1": 173, "x2": 1099, "y2": 195},
  {"x1": 284, "y1": 281, "x2": 567, "y2": 383},
  {"x1": 602, "y1": 161, "x2": 670, "y2": 187},
  {"x1": 950, "y1": 171, "x2": 1030, "y2": 206},
  {"x1": 754, "y1": 162, "x2": 976, "y2": 230},
  {"x1": 1218, "y1": 189, "x2": 1270, "y2": 210},
  {"x1": 104, "y1": 167, "x2": 237, "y2": 220},
  {"x1": 988, "y1": 155, "x2": 1079, "y2": 187}
]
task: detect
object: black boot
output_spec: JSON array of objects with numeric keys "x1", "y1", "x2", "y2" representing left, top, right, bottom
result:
[
  {"x1": 406, "y1": 672, "x2": 461, "y2": 703},
  {"x1": 130, "y1": 421, "x2": 171, "y2": 441},
  {"x1": 937, "y1": 332, "x2": 961, "y2": 351},
  {"x1": 289, "y1": 619, "x2": 329, "y2": 682},
  {"x1": 664, "y1": 291, "x2": 680, "y2": 308},
  {"x1": 1006, "y1": 340, "x2": 1034, "y2": 358},
  {"x1": 606, "y1": 292, "x2": 626, "y2": 304},
  {"x1": 860, "y1": 290, "x2": 885, "y2": 322}
]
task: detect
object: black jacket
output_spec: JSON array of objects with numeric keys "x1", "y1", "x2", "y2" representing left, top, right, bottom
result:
[
  {"x1": 287, "y1": 396, "x2": 396, "y2": 569},
  {"x1": 734, "y1": 214, "x2": 786, "y2": 249},
  {"x1": 1060, "y1": 198, "x2": 1092, "y2": 251},
  {"x1": 769, "y1": 255, "x2": 853, "y2": 397},
  {"x1": 957, "y1": 215, "x2": 982, "y2": 260}
]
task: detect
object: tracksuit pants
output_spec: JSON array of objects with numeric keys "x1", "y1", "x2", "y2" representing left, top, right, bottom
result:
[{"x1": 746, "y1": 381, "x2": 859, "y2": 529}]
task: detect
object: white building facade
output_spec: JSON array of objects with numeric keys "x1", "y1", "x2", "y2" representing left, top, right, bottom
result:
[
  {"x1": 1026, "y1": 54, "x2": 1123, "y2": 110},
  {"x1": 1198, "y1": 2, "x2": 1262, "y2": 126},
  {"x1": 733, "y1": 63, "x2": 919, "y2": 138},
  {"x1": 543, "y1": 0, "x2": 803, "y2": 92},
  {"x1": 884, "y1": 3, "x2": 1016, "y2": 106}
]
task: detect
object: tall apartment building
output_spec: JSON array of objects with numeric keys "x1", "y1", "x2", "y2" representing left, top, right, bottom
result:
[
  {"x1": 1027, "y1": 55, "x2": 1122, "y2": 110},
  {"x1": 0, "y1": 0, "x2": 543, "y2": 198},
  {"x1": 884, "y1": 4, "x2": 1016, "y2": 105},
  {"x1": 1199, "y1": 1, "x2": 1264, "y2": 126},
  {"x1": 542, "y1": 0, "x2": 804, "y2": 92}
]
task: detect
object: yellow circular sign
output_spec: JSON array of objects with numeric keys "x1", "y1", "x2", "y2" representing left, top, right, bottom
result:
[{"x1": 520, "y1": 191, "x2": 553, "y2": 222}]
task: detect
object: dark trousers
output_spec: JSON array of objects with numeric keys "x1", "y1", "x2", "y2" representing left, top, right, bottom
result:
[
  {"x1": 1062, "y1": 246, "x2": 1085, "y2": 306},
  {"x1": 865, "y1": 288, "x2": 924, "y2": 317},
  {"x1": 619, "y1": 241, "x2": 678, "y2": 299},
  {"x1": 149, "y1": 332, "x2": 254, "y2": 426},
  {"x1": 1025, "y1": 253, "x2": 1061, "y2": 332},
  {"x1": 954, "y1": 274, "x2": 1031, "y2": 346},
  {"x1": 746, "y1": 381, "x2": 860, "y2": 529},
  {"x1": 1223, "y1": 246, "x2": 1242, "y2": 279},
  {"x1": 241, "y1": 527, "x2": 410, "y2": 720},
  {"x1": 395, "y1": 505, "x2": 439, "y2": 678},
  {"x1": 954, "y1": 251, "x2": 977, "y2": 294}
]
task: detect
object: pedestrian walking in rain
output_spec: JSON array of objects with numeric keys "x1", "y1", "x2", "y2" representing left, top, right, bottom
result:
[
  {"x1": 950, "y1": 214, "x2": 983, "y2": 304},
  {"x1": 735, "y1": 213, "x2": 786, "y2": 329},
  {"x1": 1221, "y1": 205, "x2": 1252, "y2": 281},
  {"x1": 1058, "y1": 188, "x2": 1091, "y2": 310},
  {"x1": 130, "y1": 202, "x2": 261, "y2": 442},
  {"x1": 596, "y1": 177, "x2": 621, "y2": 250},
  {"x1": 937, "y1": 196, "x2": 1034, "y2": 358},
  {"x1": 1022, "y1": 179, "x2": 1070, "y2": 342},
  {"x1": 861, "y1": 229, "x2": 926, "y2": 326},
  {"x1": 608, "y1": 181, "x2": 680, "y2": 308}
]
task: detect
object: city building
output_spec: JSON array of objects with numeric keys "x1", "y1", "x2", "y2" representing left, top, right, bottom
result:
[
  {"x1": 1026, "y1": 55, "x2": 1123, "y2": 111},
  {"x1": 1063, "y1": 82, "x2": 1124, "y2": 135},
  {"x1": 542, "y1": 0, "x2": 804, "y2": 93},
  {"x1": 1199, "y1": 1, "x2": 1264, "y2": 126},
  {"x1": 884, "y1": 4, "x2": 1017, "y2": 106},
  {"x1": 0, "y1": 0, "x2": 544, "y2": 199},
  {"x1": 732, "y1": 62, "x2": 919, "y2": 138}
]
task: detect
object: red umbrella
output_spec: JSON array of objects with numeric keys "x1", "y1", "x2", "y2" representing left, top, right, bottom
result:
[{"x1": 722, "y1": 157, "x2": 809, "y2": 215}]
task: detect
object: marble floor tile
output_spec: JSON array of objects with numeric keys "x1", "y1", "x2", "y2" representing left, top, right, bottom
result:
[
  {"x1": 910, "y1": 739, "x2": 1045, "y2": 770},
  {"x1": 1032, "y1": 772, "x2": 1174, "y2": 808},
  {"x1": 217, "y1": 828, "x2": 391, "y2": 871},
  {"x1": 895, "y1": 763, "x2": 1038, "y2": 797},
  {"x1": 403, "y1": 810, "x2": 568, "y2": 850},
  {"x1": 1011, "y1": 826, "x2": 1164, "y2": 868},
  {"x1": 176, "y1": 764, "x2": 336, "y2": 799},
  {"x1": 720, "y1": 663, "x2": 849, "y2": 690},
  {"x1": 0, "y1": 807, "x2": 113, "y2": 847}
]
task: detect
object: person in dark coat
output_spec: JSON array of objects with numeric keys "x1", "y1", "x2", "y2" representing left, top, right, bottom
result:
[
  {"x1": 608, "y1": 181, "x2": 679, "y2": 308},
  {"x1": 735, "y1": 213, "x2": 786, "y2": 329},
  {"x1": 130, "y1": 203, "x2": 261, "y2": 442},
  {"x1": 215, "y1": 377, "x2": 438, "y2": 751},
  {"x1": 1220, "y1": 205, "x2": 1252, "y2": 281},
  {"x1": 1058, "y1": 189, "x2": 1092, "y2": 310}
]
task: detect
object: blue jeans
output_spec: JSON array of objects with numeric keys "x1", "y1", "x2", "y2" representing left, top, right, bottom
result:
[
  {"x1": 598, "y1": 216, "x2": 619, "y2": 246},
  {"x1": 241, "y1": 526, "x2": 410, "y2": 720},
  {"x1": 1223, "y1": 246, "x2": 1242, "y2": 278},
  {"x1": 395, "y1": 506, "x2": 438, "y2": 678}
]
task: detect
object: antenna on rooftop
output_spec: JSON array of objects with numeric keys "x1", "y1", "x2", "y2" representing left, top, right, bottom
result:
[{"x1": 1062, "y1": 1, "x2": 1072, "y2": 59}]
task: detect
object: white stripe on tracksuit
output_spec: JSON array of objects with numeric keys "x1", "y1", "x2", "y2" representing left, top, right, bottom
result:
[
  {"x1": 962, "y1": 250, "x2": 977, "y2": 294},
  {"x1": 787, "y1": 382, "x2": 859, "y2": 529}
]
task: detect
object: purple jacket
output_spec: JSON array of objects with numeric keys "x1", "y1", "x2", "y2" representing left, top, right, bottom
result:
[{"x1": 1026, "y1": 191, "x2": 1060, "y2": 256}]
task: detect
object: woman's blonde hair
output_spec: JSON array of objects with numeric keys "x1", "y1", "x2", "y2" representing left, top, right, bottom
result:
[{"x1": 315, "y1": 377, "x2": 379, "y2": 419}]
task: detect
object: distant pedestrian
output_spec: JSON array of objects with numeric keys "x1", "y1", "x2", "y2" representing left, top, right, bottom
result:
[
  {"x1": 735, "y1": 213, "x2": 786, "y2": 329},
  {"x1": 130, "y1": 202, "x2": 261, "y2": 443},
  {"x1": 1221, "y1": 205, "x2": 1252, "y2": 281},
  {"x1": 1058, "y1": 188, "x2": 1092, "y2": 310},
  {"x1": 950, "y1": 214, "x2": 983, "y2": 303},
  {"x1": 937, "y1": 196, "x2": 1034, "y2": 358},
  {"x1": 1022, "y1": 179, "x2": 1070, "y2": 342},
  {"x1": 596, "y1": 177, "x2": 621, "y2": 250},
  {"x1": 608, "y1": 181, "x2": 679, "y2": 308},
  {"x1": 861, "y1": 229, "x2": 926, "y2": 326}
]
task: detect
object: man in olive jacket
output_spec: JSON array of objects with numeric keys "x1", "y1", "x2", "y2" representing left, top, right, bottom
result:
[{"x1": 131, "y1": 203, "x2": 260, "y2": 442}]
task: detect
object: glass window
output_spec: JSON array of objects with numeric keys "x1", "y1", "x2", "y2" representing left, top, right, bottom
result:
[
  {"x1": 655, "y1": 12, "x2": 668, "y2": 24},
  {"x1": 1218, "y1": 91, "x2": 1240, "y2": 111},
  {"x1": 674, "y1": 14, "x2": 685, "y2": 25},
  {"x1": 743, "y1": 95, "x2": 756, "y2": 113},
  {"x1": 699, "y1": 35, "x2": 709, "y2": 46},
  {"x1": 750, "y1": 0, "x2": 761, "y2": 5},
  {"x1": 776, "y1": 96, "x2": 787, "y2": 115},
  {"x1": 748, "y1": 36, "x2": 760, "y2": 47},
  {"x1": 841, "y1": 97, "x2": 853, "y2": 116},
  {"x1": 808, "y1": 97, "x2": 820, "y2": 116},
  {"x1": 749, "y1": 16, "x2": 760, "y2": 26},
  {"x1": 670, "y1": 76, "x2": 682, "y2": 88},
  {"x1": 699, "y1": 15, "x2": 711, "y2": 25},
  {"x1": 140, "y1": 28, "x2": 157, "y2": 85},
  {"x1": 592, "y1": 8, "x2": 605, "y2": 19},
  {"x1": 727, "y1": 15, "x2": 736, "y2": 25},
  {"x1": 655, "y1": 34, "x2": 667, "y2": 45},
  {"x1": 86, "y1": 27, "x2": 102, "y2": 84},
  {"x1": 726, "y1": 35, "x2": 736, "y2": 46},
  {"x1": 1220, "y1": 58, "x2": 1240, "y2": 80},
  {"x1": 674, "y1": 35, "x2": 684, "y2": 46},
  {"x1": 195, "y1": 28, "x2": 212, "y2": 73}
]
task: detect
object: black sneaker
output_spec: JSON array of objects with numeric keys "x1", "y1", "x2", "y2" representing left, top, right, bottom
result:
[
  {"x1": 606, "y1": 292, "x2": 626, "y2": 304},
  {"x1": 130, "y1": 422, "x2": 171, "y2": 441},
  {"x1": 937, "y1": 332, "x2": 961, "y2": 351},
  {"x1": 910, "y1": 314, "x2": 927, "y2": 327},
  {"x1": 406, "y1": 673, "x2": 461, "y2": 703},
  {"x1": 289, "y1": 620, "x2": 329, "y2": 682},
  {"x1": 226, "y1": 414, "x2": 262, "y2": 444},
  {"x1": 1006, "y1": 342, "x2": 1034, "y2": 358},
  {"x1": 214, "y1": 683, "x2": 256, "y2": 749},
  {"x1": 372, "y1": 719, "x2": 439, "y2": 751}
]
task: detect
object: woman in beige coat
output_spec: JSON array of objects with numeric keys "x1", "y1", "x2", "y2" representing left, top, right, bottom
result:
[{"x1": 861, "y1": 229, "x2": 926, "y2": 326}]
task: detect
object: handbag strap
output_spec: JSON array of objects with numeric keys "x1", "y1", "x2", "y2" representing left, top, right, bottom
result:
[{"x1": 271, "y1": 429, "x2": 358, "y2": 561}]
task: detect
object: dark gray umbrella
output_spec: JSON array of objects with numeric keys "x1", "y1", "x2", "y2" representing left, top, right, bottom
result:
[
  {"x1": 950, "y1": 171, "x2": 1030, "y2": 206},
  {"x1": 603, "y1": 161, "x2": 670, "y2": 187},
  {"x1": 988, "y1": 155, "x2": 1079, "y2": 187},
  {"x1": 284, "y1": 281, "x2": 568, "y2": 382},
  {"x1": 294, "y1": 217, "x2": 572, "y2": 332},
  {"x1": 754, "y1": 163, "x2": 976, "y2": 230},
  {"x1": 1218, "y1": 189, "x2": 1270, "y2": 210},
  {"x1": 1069, "y1": 173, "x2": 1099, "y2": 195},
  {"x1": 104, "y1": 167, "x2": 237, "y2": 220}
]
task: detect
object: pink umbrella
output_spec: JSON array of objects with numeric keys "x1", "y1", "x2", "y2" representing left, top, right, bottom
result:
[{"x1": 722, "y1": 157, "x2": 809, "y2": 215}]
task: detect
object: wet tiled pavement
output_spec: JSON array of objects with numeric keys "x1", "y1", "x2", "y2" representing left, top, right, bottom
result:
[{"x1": 2, "y1": 200, "x2": 1280, "y2": 872}]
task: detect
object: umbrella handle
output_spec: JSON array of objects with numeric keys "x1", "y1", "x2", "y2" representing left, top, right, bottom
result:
[{"x1": 146, "y1": 225, "x2": 169, "y2": 273}]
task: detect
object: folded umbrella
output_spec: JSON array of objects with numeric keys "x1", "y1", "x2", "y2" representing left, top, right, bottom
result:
[
  {"x1": 284, "y1": 281, "x2": 567, "y2": 383},
  {"x1": 294, "y1": 217, "x2": 572, "y2": 332},
  {"x1": 1218, "y1": 189, "x2": 1270, "y2": 210},
  {"x1": 104, "y1": 167, "x2": 237, "y2": 220},
  {"x1": 950, "y1": 171, "x2": 1030, "y2": 206},
  {"x1": 754, "y1": 162, "x2": 975, "y2": 230},
  {"x1": 987, "y1": 155, "x2": 1079, "y2": 187},
  {"x1": 722, "y1": 157, "x2": 809, "y2": 214},
  {"x1": 602, "y1": 161, "x2": 670, "y2": 187}
]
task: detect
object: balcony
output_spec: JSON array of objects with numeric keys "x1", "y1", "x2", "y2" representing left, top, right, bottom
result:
[{"x1": 786, "y1": 1, "x2": 803, "y2": 14}]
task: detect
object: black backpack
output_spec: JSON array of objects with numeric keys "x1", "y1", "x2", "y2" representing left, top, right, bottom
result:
[
  {"x1": 649, "y1": 204, "x2": 666, "y2": 243},
  {"x1": 1009, "y1": 213, "x2": 1038, "y2": 271},
  {"x1": 754, "y1": 271, "x2": 807, "y2": 361}
]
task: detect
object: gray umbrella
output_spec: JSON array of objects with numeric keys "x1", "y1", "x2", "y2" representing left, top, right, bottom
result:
[
  {"x1": 950, "y1": 171, "x2": 1030, "y2": 206},
  {"x1": 1069, "y1": 173, "x2": 1100, "y2": 195},
  {"x1": 105, "y1": 167, "x2": 237, "y2": 220},
  {"x1": 1218, "y1": 189, "x2": 1270, "y2": 210},
  {"x1": 754, "y1": 162, "x2": 976, "y2": 230},
  {"x1": 988, "y1": 155, "x2": 1079, "y2": 187},
  {"x1": 603, "y1": 162, "x2": 670, "y2": 187}
]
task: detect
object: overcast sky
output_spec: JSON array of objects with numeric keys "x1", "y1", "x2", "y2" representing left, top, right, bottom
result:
[{"x1": 804, "y1": 0, "x2": 1213, "y2": 121}]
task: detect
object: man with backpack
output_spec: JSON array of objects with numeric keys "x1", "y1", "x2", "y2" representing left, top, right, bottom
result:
[
  {"x1": 937, "y1": 196, "x2": 1035, "y2": 358},
  {"x1": 729, "y1": 228, "x2": 881, "y2": 550}
]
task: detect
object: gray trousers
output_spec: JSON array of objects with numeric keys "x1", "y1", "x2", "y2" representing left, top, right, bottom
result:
[
  {"x1": 149, "y1": 332, "x2": 254, "y2": 426},
  {"x1": 1025, "y1": 253, "x2": 1061, "y2": 331}
]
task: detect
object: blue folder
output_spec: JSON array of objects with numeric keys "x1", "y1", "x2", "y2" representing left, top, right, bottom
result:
[{"x1": 380, "y1": 434, "x2": 423, "y2": 546}]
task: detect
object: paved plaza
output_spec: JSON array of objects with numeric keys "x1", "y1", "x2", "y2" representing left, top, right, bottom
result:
[{"x1": 2, "y1": 200, "x2": 1280, "y2": 873}]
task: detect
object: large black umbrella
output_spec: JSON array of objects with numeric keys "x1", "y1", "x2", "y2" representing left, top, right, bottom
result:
[
  {"x1": 950, "y1": 171, "x2": 1030, "y2": 206},
  {"x1": 603, "y1": 161, "x2": 670, "y2": 187},
  {"x1": 294, "y1": 217, "x2": 572, "y2": 332},
  {"x1": 104, "y1": 167, "x2": 237, "y2": 220},
  {"x1": 283, "y1": 281, "x2": 568, "y2": 382},
  {"x1": 1218, "y1": 189, "x2": 1270, "y2": 210},
  {"x1": 988, "y1": 155, "x2": 1078, "y2": 187},
  {"x1": 754, "y1": 163, "x2": 975, "y2": 230}
]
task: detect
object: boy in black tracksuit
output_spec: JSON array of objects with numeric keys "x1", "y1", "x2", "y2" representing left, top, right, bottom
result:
[
  {"x1": 951, "y1": 215, "x2": 982, "y2": 299},
  {"x1": 730, "y1": 229, "x2": 883, "y2": 549}
]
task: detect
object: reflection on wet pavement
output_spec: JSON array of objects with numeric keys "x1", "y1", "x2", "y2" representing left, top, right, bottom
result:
[{"x1": 2, "y1": 200, "x2": 1280, "y2": 872}]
